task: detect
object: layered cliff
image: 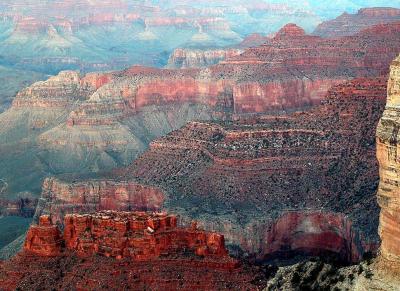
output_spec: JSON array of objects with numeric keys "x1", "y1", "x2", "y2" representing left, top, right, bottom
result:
[
  {"x1": 2, "y1": 22, "x2": 400, "y2": 217},
  {"x1": 314, "y1": 8, "x2": 400, "y2": 38},
  {"x1": 37, "y1": 77, "x2": 387, "y2": 263},
  {"x1": 214, "y1": 22, "x2": 400, "y2": 113},
  {"x1": 0, "y1": 70, "x2": 115, "y2": 200},
  {"x1": 35, "y1": 22, "x2": 400, "y2": 173},
  {"x1": 362, "y1": 55, "x2": 400, "y2": 289},
  {"x1": 0, "y1": 211, "x2": 264, "y2": 290}
]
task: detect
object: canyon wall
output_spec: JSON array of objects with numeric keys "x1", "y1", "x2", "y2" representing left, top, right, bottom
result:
[
  {"x1": 2, "y1": 22, "x2": 400, "y2": 226},
  {"x1": 376, "y1": 55, "x2": 400, "y2": 266},
  {"x1": 37, "y1": 76, "x2": 387, "y2": 262},
  {"x1": 314, "y1": 8, "x2": 400, "y2": 38}
]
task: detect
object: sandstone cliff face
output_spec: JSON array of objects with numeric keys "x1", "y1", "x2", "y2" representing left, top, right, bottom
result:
[
  {"x1": 0, "y1": 211, "x2": 264, "y2": 291},
  {"x1": 376, "y1": 55, "x2": 400, "y2": 265},
  {"x1": 24, "y1": 215, "x2": 62, "y2": 257},
  {"x1": 214, "y1": 22, "x2": 400, "y2": 113},
  {"x1": 314, "y1": 8, "x2": 400, "y2": 38}
]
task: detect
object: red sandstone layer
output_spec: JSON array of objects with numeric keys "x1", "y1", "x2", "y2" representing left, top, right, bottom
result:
[{"x1": 0, "y1": 211, "x2": 264, "y2": 290}]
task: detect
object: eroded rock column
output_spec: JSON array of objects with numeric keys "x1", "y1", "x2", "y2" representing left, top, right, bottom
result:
[{"x1": 376, "y1": 55, "x2": 400, "y2": 263}]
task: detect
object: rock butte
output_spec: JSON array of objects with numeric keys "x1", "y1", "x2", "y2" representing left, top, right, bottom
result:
[{"x1": 0, "y1": 212, "x2": 264, "y2": 290}]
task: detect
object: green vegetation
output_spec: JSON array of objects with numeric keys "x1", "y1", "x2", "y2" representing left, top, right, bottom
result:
[{"x1": 0, "y1": 216, "x2": 31, "y2": 249}]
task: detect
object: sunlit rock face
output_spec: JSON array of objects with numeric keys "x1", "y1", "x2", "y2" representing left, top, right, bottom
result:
[
  {"x1": 376, "y1": 55, "x2": 400, "y2": 264},
  {"x1": 0, "y1": 211, "x2": 264, "y2": 291}
]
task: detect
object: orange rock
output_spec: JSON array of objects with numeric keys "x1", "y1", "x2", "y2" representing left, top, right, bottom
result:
[
  {"x1": 376, "y1": 54, "x2": 400, "y2": 264},
  {"x1": 19, "y1": 211, "x2": 236, "y2": 264},
  {"x1": 24, "y1": 216, "x2": 62, "y2": 257}
]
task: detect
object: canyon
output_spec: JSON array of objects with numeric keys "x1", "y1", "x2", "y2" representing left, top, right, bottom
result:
[
  {"x1": 0, "y1": 3, "x2": 400, "y2": 289},
  {"x1": 166, "y1": 34, "x2": 270, "y2": 69},
  {"x1": 35, "y1": 75, "x2": 387, "y2": 263},
  {"x1": 2, "y1": 21, "x2": 400, "y2": 222},
  {"x1": 3, "y1": 56, "x2": 400, "y2": 290}
]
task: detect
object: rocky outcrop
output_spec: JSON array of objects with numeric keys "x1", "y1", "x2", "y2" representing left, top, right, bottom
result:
[
  {"x1": 215, "y1": 22, "x2": 400, "y2": 113},
  {"x1": 24, "y1": 215, "x2": 63, "y2": 257},
  {"x1": 125, "y1": 77, "x2": 386, "y2": 260},
  {"x1": 0, "y1": 211, "x2": 264, "y2": 291},
  {"x1": 373, "y1": 55, "x2": 400, "y2": 288},
  {"x1": 263, "y1": 211, "x2": 368, "y2": 264},
  {"x1": 314, "y1": 8, "x2": 400, "y2": 38},
  {"x1": 63, "y1": 211, "x2": 230, "y2": 261}
]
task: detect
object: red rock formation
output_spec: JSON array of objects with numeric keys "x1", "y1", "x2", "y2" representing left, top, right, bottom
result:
[
  {"x1": 24, "y1": 215, "x2": 63, "y2": 257},
  {"x1": 274, "y1": 23, "x2": 306, "y2": 38},
  {"x1": 63, "y1": 211, "x2": 230, "y2": 261},
  {"x1": 124, "y1": 77, "x2": 385, "y2": 260},
  {"x1": 314, "y1": 8, "x2": 400, "y2": 38},
  {"x1": 53, "y1": 22, "x2": 400, "y2": 131},
  {"x1": 0, "y1": 212, "x2": 264, "y2": 290},
  {"x1": 263, "y1": 212, "x2": 367, "y2": 263}
]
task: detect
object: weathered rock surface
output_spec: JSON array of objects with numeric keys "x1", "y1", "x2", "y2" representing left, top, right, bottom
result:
[
  {"x1": 364, "y1": 54, "x2": 400, "y2": 290},
  {"x1": 0, "y1": 212, "x2": 265, "y2": 290},
  {"x1": 314, "y1": 8, "x2": 400, "y2": 38},
  {"x1": 0, "y1": 22, "x2": 398, "y2": 195},
  {"x1": 216, "y1": 22, "x2": 400, "y2": 113},
  {"x1": 33, "y1": 22, "x2": 400, "y2": 175},
  {"x1": 24, "y1": 215, "x2": 62, "y2": 257}
]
